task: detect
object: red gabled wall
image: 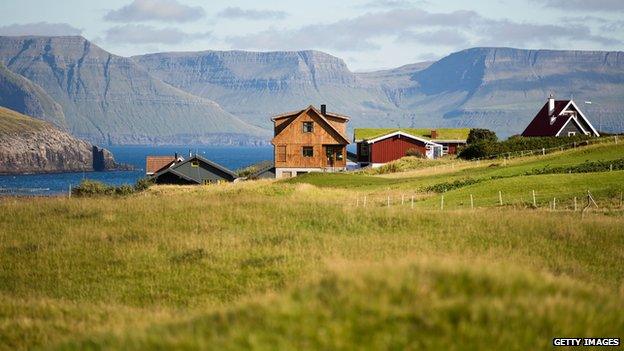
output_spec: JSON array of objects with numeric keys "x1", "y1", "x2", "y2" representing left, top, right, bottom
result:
[{"x1": 370, "y1": 136, "x2": 426, "y2": 163}]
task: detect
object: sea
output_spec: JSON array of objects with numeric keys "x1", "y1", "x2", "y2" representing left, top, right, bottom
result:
[{"x1": 0, "y1": 145, "x2": 273, "y2": 196}]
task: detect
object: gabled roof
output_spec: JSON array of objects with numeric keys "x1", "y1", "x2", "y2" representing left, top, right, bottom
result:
[
  {"x1": 365, "y1": 130, "x2": 444, "y2": 146},
  {"x1": 247, "y1": 160, "x2": 275, "y2": 178},
  {"x1": 152, "y1": 154, "x2": 238, "y2": 182},
  {"x1": 522, "y1": 99, "x2": 600, "y2": 137},
  {"x1": 271, "y1": 105, "x2": 350, "y2": 144},
  {"x1": 353, "y1": 128, "x2": 470, "y2": 143},
  {"x1": 271, "y1": 106, "x2": 350, "y2": 121},
  {"x1": 146, "y1": 156, "x2": 176, "y2": 175}
]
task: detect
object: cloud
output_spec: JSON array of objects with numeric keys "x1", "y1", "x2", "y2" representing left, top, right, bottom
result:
[
  {"x1": 226, "y1": 8, "x2": 479, "y2": 51},
  {"x1": 397, "y1": 29, "x2": 469, "y2": 46},
  {"x1": 225, "y1": 7, "x2": 621, "y2": 52},
  {"x1": 104, "y1": 0, "x2": 205, "y2": 23},
  {"x1": 104, "y1": 24, "x2": 209, "y2": 44},
  {"x1": 0, "y1": 22, "x2": 82, "y2": 36},
  {"x1": 535, "y1": 0, "x2": 624, "y2": 11},
  {"x1": 475, "y1": 19, "x2": 622, "y2": 47},
  {"x1": 218, "y1": 7, "x2": 288, "y2": 20},
  {"x1": 358, "y1": 0, "x2": 420, "y2": 9}
]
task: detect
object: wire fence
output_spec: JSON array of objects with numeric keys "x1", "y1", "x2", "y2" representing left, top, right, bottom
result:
[{"x1": 353, "y1": 189, "x2": 624, "y2": 213}]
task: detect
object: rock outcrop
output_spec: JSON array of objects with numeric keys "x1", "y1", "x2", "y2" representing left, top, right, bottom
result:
[{"x1": 0, "y1": 106, "x2": 128, "y2": 174}]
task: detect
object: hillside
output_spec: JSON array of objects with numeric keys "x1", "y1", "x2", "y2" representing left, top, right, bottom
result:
[
  {"x1": 0, "y1": 36, "x2": 268, "y2": 145},
  {"x1": 0, "y1": 106, "x2": 124, "y2": 174},
  {"x1": 0, "y1": 143, "x2": 623, "y2": 349},
  {"x1": 0, "y1": 62, "x2": 67, "y2": 129},
  {"x1": 135, "y1": 47, "x2": 624, "y2": 137},
  {"x1": 133, "y1": 50, "x2": 396, "y2": 128}
]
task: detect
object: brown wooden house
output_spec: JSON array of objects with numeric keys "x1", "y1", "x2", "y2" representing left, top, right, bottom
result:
[{"x1": 271, "y1": 105, "x2": 350, "y2": 178}]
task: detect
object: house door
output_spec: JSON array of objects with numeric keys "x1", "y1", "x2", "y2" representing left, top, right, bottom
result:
[{"x1": 324, "y1": 146, "x2": 343, "y2": 167}]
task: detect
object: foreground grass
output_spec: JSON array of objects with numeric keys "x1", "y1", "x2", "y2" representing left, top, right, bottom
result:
[{"x1": 1, "y1": 180, "x2": 623, "y2": 349}]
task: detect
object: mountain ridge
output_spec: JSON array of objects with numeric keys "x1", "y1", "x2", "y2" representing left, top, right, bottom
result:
[{"x1": 0, "y1": 35, "x2": 269, "y2": 145}]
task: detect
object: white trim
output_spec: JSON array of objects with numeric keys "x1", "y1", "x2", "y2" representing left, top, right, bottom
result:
[
  {"x1": 366, "y1": 130, "x2": 443, "y2": 147},
  {"x1": 555, "y1": 117, "x2": 589, "y2": 137},
  {"x1": 560, "y1": 100, "x2": 600, "y2": 136},
  {"x1": 275, "y1": 167, "x2": 346, "y2": 178},
  {"x1": 433, "y1": 140, "x2": 467, "y2": 144}
]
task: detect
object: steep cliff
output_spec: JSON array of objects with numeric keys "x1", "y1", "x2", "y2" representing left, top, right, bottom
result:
[
  {"x1": 0, "y1": 62, "x2": 67, "y2": 129},
  {"x1": 0, "y1": 106, "x2": 126, "y2": 174},
  {"x1": 0, "y1": 36, "x2": 268, "y2": 145},
  {"x1": 135, "y1": 47, "x2": 624, "y2": 136}
]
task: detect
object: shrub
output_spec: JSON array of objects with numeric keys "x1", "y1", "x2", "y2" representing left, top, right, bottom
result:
[
  {"x1": 71, "y1": 180, "x2": 112, "y2": 197},
  {"x1": 115, "y1": 184, "x2": 135, "y2": 196},
  {"x1": 405, "y1": 148, "x2": 425, "y2": 158},
  {"x1": 459, "y1": 135, "x2": 593, "y2": 160},
  {"x1": 467, "y1": 128, "x2": 498, "y2": 144},
  {"x1": 134, "y1": 177, "x2": 154, "y2": 192}
]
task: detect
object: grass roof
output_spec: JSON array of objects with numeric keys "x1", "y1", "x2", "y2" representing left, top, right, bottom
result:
[{"x1": 353, "y1": 128, "x2": 470, "y2": 142}]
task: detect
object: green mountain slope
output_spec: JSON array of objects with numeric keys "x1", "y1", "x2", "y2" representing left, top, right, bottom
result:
[{"x1": 0, "y1": 62, "x2": 67, "y2": 129}]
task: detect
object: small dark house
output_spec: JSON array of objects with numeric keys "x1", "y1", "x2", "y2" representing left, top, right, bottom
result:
[
  {"x1": 246, "y1": 161, "x2": 275, "y2": 180},
  {"x1": 151, "y1": 154, "x2": 237, "y2": 185},
  {"x1": 521, "y1": 96, "x2": 600, "y2": 137}
]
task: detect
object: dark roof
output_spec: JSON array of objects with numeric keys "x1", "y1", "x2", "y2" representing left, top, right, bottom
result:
[
  {"x1": 152, "y1": 154, "x2": 238, "y2": 183},
  {"x1": 248, "y1": 160, "x2": 275, "y2": 178},
  {"x1": 522, "y1": 100, "x2": 573, "y2": 137}
]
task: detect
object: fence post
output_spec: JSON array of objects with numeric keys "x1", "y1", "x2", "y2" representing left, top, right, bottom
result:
[
  {"x1": 532, "y1": 190, "x2": 536, "y2": 207},
  {"x1": 401, "y1": 194, "x2": 405, "y2": 205},
  {"x1": 441, "y1": 195, "x2": 444, "y2": 210},
  {"x1": 553, "y1": 197, "x2": 556, "y2": 211},
  {"x1": 68, "y1": 184, "x2": 72, "y2": 198},
  {"x1": 356, "y1": 197, "x2": 359, "y2": 207},
  {"x1": 364, "y1": 196, "x2": 367, "y2": 207},
  {"x1": 574, "y1": 197, "x2": 577, "y2": 212},
  {"x1": 470, "y1": 194, "x2": 474, "y2": 210},
  {"x1": 499, "y1": 191, "x2": 503, "y2": 206},
  {"x1": 542, "y1": 148, "x2": 545, "y2": 156},
  {"x1": 615, "y1": 135, "x2": 618, "y2": 144},
  {"x1": 610, "y1": 164, "x2": 613, "y2": 172},
  {"x1": 387, "y1": 196, "x2": 390, "y2": 207}
]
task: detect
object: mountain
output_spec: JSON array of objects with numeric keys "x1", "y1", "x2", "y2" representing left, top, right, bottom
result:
[
  {"x1": 0, "y1": 106, "x2": 126, "y2": 174},
  {"x1": 0, "y1": 62, "x2": 67, "y2": 129},
  {"x1": 135, "y1": 48, "x2": 624, "y2": 137},
  {"x1": 132, "y1": 50, "x2": 401, "y2": 128},
  {"x1": 0, "y1": 36, "x2": 268, "y2": 145}
]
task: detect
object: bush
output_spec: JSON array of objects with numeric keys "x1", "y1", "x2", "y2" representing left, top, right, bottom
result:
[
  {"x1": 467, "y1": 129, "x2": 497, "y2": 144},
  {"x1": 134, "y1": 177, "x2": 154, "y2": 192},
  {"x1": 71, "y1": 180, "x2": 113, "y2": 197},
  {"x1": 72, "y1": 177, "x2": 154, "y2": 197},
  {"x1": 459, "y1": 135, "x2": 593, "y2": 160},
  {"x1": 405, "y1": 148, "x2": 425, "y2": 158}
]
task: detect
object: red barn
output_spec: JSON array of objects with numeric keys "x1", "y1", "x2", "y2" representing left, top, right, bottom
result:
[{"x1": 353, "y1": 128, "x2": 469, "y2": 167}]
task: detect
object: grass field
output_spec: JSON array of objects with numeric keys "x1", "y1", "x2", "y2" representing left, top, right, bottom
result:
[{"x1": 1, "y1": 143, "x2": 623, "y2": 350}]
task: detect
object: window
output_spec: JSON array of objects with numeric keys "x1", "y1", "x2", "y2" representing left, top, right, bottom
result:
[
  {"x1": 191, "y1": 161, "x2": 199, "y2": 168},
  {"x1": 568, "y1": 132, "x2": 576, "y2": 136},
  {"x1": 303, "y1": 121, "x2": 314, "y2": 133},
  {"x1": 360, "y1": 143, "x2": 369, "y2": 156},
  {"x1": 336, "y1": 148, "x2": 343, "y2": 161},
  {"x1": 442, "y1": 146, "x2": 449, "y2": 155},
  {"x1": 277, "y1": 145, "x2": 286, "y2": 162},
  {"x1": 302, "y1": 146, "x2": 314, "y2": 157}
]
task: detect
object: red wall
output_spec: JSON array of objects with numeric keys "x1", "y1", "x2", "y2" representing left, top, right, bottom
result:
[{"x1": 370, "y1": 136, "x2": 426, "y2": 163}]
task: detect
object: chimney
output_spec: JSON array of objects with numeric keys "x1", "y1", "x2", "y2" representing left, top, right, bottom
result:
[
  {"x1": 431, "y1": 129, "x2": 438, "y2": 139},
  {"x1": 320, "y1": 104, "x2": 327, "y2": 116},
  {"x1": 548, "y1": 94, "x2": 555, "y2": 116}
]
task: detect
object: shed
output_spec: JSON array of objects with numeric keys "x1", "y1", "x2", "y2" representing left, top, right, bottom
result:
[{"x1": 152, "y1": 154, "x2": 237, "y2": 185}]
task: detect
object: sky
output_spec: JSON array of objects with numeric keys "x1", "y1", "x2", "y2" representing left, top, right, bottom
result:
[{"x1": 1, "y1": 0, "x2": 623, "y2": 71}]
